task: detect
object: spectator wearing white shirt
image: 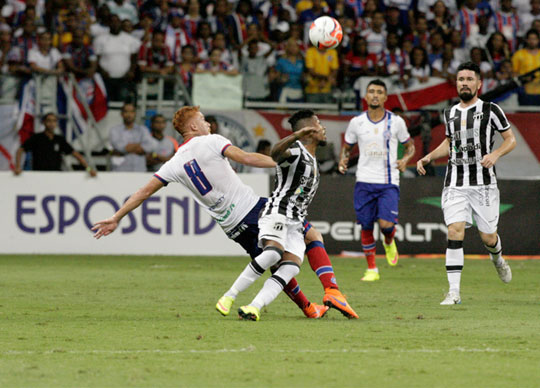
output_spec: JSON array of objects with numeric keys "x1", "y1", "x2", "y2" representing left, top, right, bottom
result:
[
  {"x1": 361, "y1": 11, "x2": 387, "y2": 56},
  {"x1": 28, "y1": 30, "x2": 63, "y2": 75},
  {"x1": 466, "y1": 14, "x2": 492, "y2": 51},
  {"x1": 450, "y1": 29, "x2": 469, "y2": 63},
  {"x1": 405, "y1": 46, "x2": 431, "y2": 87},
  {"x1": 418, "y1": 0, "x2": 458, "y2": 20},
  {"x1": 520, "y1": 0, "x2": 540, "y2": 36},
  {"x1": 94, "y1": 14, "x2": 140, "y2": 101},
  {"x1": 432, "y1": 42, "x2": 460, "y2": 82}
]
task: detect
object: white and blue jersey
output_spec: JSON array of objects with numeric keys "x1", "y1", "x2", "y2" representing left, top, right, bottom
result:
[
  {"x1": 154, "y1": 134, "x2": 259, "y2": 234},
  {"x1": 344, "y1": 110, "x2": 410, "y2": 186}
]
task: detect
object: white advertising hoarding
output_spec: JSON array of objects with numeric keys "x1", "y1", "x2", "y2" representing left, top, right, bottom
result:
[{"x1": 0, "y1": 172, "x2": 269, "y2": 255}]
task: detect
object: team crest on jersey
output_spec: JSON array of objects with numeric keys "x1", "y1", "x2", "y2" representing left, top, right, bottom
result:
[{"x1": 473, "y1": 111, "x2": 484, "y2": 121}]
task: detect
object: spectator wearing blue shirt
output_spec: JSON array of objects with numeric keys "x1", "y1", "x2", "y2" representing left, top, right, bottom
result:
[{"x1": 274, "y1": 38, "x2": 305, "y2": 102}]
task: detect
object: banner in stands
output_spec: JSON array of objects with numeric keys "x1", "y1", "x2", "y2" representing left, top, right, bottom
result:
[
  {"x1": 2, "y1": 109, "x2": 540, "y2": 176},
  {"x1": 193, "y1": 74, "x2": 243, "y2": 110},
  {"x1": 206, "y1": 110, "x2": 540, "y2": 177},
  {"x1": 0, "y1": 172, "x2": 269, "y2": 255},
  {"x1": 308, "y1": 176, "x2": 540, "y2": 255}
]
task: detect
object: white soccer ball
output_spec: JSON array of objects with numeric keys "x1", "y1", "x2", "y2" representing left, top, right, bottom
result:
[{"x1": 308, "y1": 16, "x2": 343, "y2": 50}]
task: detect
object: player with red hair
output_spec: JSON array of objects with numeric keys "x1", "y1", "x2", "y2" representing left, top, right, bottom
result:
[{"x1": 93, "y1": 106, "x2": 358, "y2": 319}]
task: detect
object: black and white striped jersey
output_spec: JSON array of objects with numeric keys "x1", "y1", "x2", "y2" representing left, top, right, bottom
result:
[
  {"x1": 262, "y1": 141, "x2": 320, "y2": 222},
  {"x1": 443, "y1": 99, "x2": 510, "y2": 187}
]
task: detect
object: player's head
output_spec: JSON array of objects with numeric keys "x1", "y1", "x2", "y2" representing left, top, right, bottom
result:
[
  {"x1": 288, "y1": 109, "x2": 327, "y2": 145},
  {"x1": 365, "y1": 79, "x2": 387, "y2": 110},
  {"x1": 456, "y1": 61, "x2": 482, "y2": 102},
  {"x1": 172, "y1": 106, "x2": 210, "y2": 137}
]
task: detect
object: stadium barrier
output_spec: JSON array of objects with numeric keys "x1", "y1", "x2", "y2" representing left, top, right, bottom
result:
[
  {"x1": 0, "y1": 172, "x2": 269, "y2": 255},
  {"x1": 1, "y1": 173, "x2": 538, "y2": 256},
  {"x1": 309, "y1": 176, "x2": 540, "y2": 255}
]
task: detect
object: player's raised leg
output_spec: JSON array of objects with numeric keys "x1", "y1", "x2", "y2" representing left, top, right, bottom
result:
[
  {"x1": 304, "y1": 225, "x2": 358, "y2": 318},
  {"x1": 481, "y1": 232, "x2": 511, "y2": 283},
  {"x1": 223, "y1": 214, "x2": 327, "y2": 318},
  {"x1": 381, "y1": 224, "x2": 398, "y2": 266}
]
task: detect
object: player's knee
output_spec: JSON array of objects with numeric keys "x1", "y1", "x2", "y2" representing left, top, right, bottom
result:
[
  {"x1": 254, "y1": 245, "x2": 284, "y2": 271},
  {"x1": 276, "y1": 260, "x2": 301, "y2": 278},
  {"x1": 479, "y1": 231, "x2": 498, "y2": 247},
  {"x1": 447, "y1": 223, "x2": 465, "y2": 241},
  {"x1": 378, "y1": 220, "x2": 394, "y2": 230},
  {"x1": 305, "y1": 226, "x2": 324, "y2": 245}
]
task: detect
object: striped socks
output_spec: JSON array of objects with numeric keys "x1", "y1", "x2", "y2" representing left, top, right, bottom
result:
[
  {"x1": 306, "y1": 241, "x2": 338, "y2": 290},
  {"x1": 361, "y1": 229, "x2": 377, "y2": 270}
]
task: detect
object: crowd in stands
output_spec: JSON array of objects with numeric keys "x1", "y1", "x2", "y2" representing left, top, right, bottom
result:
[{"x1": 1, "y1": 0, "x2": 539, "y2": 105}]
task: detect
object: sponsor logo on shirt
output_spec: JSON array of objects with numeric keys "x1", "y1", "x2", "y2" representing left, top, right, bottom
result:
[
  {"x1": 365, "y1": 143, "x2": 386, "y2": 158},
  {"x1": 216, "y1": 203, "x2": 235, "y2": 223},
  {"x1": 453, "y1": 143, "x2": 481, "y2": 153}
]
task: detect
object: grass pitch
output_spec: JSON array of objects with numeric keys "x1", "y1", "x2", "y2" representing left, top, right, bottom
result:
[{"x1": 1, "y1": 254, "x2": 539, "y2": 387}]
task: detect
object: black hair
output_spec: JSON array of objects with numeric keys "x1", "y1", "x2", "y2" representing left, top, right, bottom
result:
[
  {"x1": 181, "y1": 44, "x2": 195, "y2": 53},
  {"x1": 256, "y1": 139, "x2": 271, "y2": 152},
  {"x1": 366, "y1": 78, "x2": 387, "y2": 92},
  {"x1": 288, "y1": 109, "x2": 315, "y2": 132},
  {"x1": 457, "y1": 61, "x2": 481, "y2": 78},
  {"x1": 151, "y1": 114, "x2": 165, "y2": 125},
  {"x1": 526, "y1": 28, "x2": 540, "y2": 40},
  {"x1": 41, "y1": 112, "x2": 56, "y2": 123},
  {"x1": 122, "y1": 101, "x2": 136, "y2": 111}
]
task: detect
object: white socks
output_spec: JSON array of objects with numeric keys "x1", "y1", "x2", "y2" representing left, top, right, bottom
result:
[
  {"x1": 485, "y1": 235, "x2": 503, "y2": 266},
  {"x1": 251, "y1": 262, "x2": 300, "y2": 310},
  {"x1": 224, "y1": 248, "x2": 282, "y2": 298},
  {"x1": 446, "y1": 240, "x2": 464, "y2": 294}
]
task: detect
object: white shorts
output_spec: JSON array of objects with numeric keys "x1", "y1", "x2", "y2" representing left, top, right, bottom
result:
[
  {"x1": 258, "y1": 213, "x2": 306, "y2": 261},
  {"x1": 442, "y1": 185, "x2": 500, "y2": 234}
]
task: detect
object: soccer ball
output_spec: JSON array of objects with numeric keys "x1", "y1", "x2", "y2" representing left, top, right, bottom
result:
[{"x1": 308, "y1": 16, "x2": 343, "y2": 50}]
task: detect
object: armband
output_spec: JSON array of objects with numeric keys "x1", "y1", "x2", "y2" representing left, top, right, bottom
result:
[{"x1": 86, "y1": 166, "x2": 92, "y2": 172}]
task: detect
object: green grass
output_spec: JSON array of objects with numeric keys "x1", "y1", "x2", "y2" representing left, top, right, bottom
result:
[{"x1": 1, "y1": 255, "x2": 539, "y2": 388}]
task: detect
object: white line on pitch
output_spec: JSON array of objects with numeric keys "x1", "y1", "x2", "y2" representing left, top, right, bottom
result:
[{"x1": 1, "y1": 347, "x2": 528, "y2": 356}]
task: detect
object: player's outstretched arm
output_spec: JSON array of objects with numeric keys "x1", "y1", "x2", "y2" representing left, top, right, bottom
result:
[
  {"x1": 271, "y1": 127, "x2": 317, "y2": 163},
  {"x1": 338, "y1": 143, "x2": 352, "y2": 174},
  {"x1": 92, "y1": 177, "x2": 164, "y2": 239},
  {"x1": 417, "y1": 138, "x2": 450, "y2": 176},
  {"x1": 223, "y1": 145, "x2": 276, "y2": 168}
]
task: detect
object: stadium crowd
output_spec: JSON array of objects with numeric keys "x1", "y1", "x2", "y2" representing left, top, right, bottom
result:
[{"x1": 0, "y1": 0, "x2": 539, "y2": 105}]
